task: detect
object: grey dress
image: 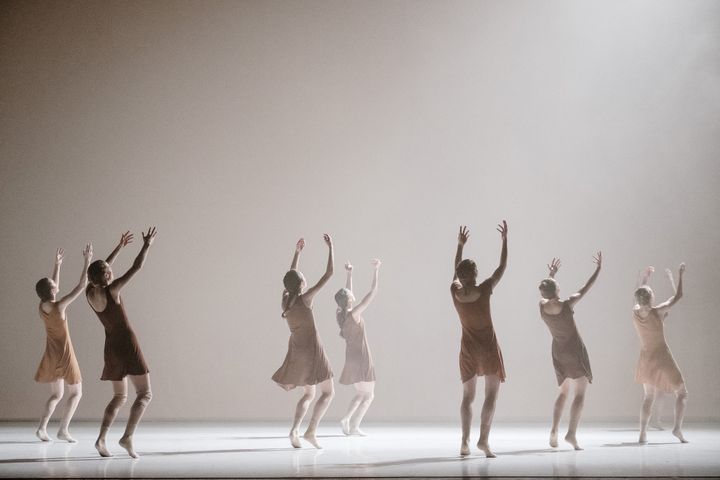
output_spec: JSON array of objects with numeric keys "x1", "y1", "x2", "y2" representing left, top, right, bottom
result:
[
  {"x1": 339, "y1": 311, "x2": 376, "y2": 385},
  {"x1": 540, "y1": 301, "x2": 593, "y2": 385}
]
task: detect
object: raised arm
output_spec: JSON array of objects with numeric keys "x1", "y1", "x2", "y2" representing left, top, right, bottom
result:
[
  {"x1": 453, "y1": 226, "x2": 469, "y2": 281},
  {"x1": 109, "y1": 227, "x2": 156, "y2": 294},
  {"x1": 547, "y1": 258, "x2": 561, "y2": 279},
  {"x1": 57, "y1": 244, "x2": 93, "y2": 312},
  {"x1": 302, "y1": 234, "x2": 334, "y2": 303},
  {"x1": 636, "y1": 266, "x2": 654, "y2": 288},
  {"x1": 655, "y1": 263, "x2": 685, "y2": 314},
  {"x1": 354, "y1": 259, "x2": 381, "y2": 315},
  {"x1": 344, "y1": 261, "x2": 353, "y2": 291},
  {"x1": 568, "y1": 251, "x2": 602, "y2": 307},
  {"x1": 52, "y1": 248, "x2": 64, "y2": 288},
  {"x1": 488, "y1": 220, "x2": 508, "y2": 288},
  {"x1": 105, "y1": 231, "x2": 134, "y2": 265},
  {"x1": 665, "y1": 268, "x2": 677, "y2": 294},
  {"x1": 290, "y1": 238, "x2": 305, "y2": 270}
]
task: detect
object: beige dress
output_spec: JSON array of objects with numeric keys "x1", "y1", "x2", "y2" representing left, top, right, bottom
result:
[
  {"x1": 633, "y1": 307, "x2": 684, "y2": 392},
  {"x1": 272, "y1": 297, "x2": 333, "y2": 390},
  {"x1": 339, "y1": 311, "x2": 376, "y2": 385},
  {"x1": 540, "y1": 302, "x2": 592, "y2": 385},
  {"x1": 451, "y1": 280, "x2": 506, "y2": 383},
  {"x1": 35, "y1": 304, "x2": 82, "y2": 385}
]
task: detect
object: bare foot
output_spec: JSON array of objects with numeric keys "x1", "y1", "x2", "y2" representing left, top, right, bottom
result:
[
  {"x1": 638, "y1": 432, "x2": 648, "y2": 445},
  {"x1": 349, "y1": 427, "x2": 367, "y2": 437},
  {"x1": 649, "y1": 419, "x2": 664, "y2": 431},
  {"x1": 35, "y1": 428, "x2": 51, "y2": 442},
  {"x1": 549, "y1": 430, "x2": 558, "y2": 448},
  {"x1": 340, "y1": 418, "x2": 350, "y2": 436},
  {"x1": 564, "y1": 433, "x2": 583, "y2": 451},
  {"x1": 672, "y1": 427, "x2": 689, "y2": 443},
  {"x1": 460, "y1": 442, "x2": 470, "y2": 456},
  {"x1": 95, "y1": 438, "x2": 113, "y2": 457},
  {"x1": 57, "y1": 430, "x2": 77, "y2": 443},
  {"x1": 289, "y1": 430, "x2": 302, "y2": 449},
  {"x1": 477, "y1": 441, "x2": 496, "y2": 458},
  {"x1": 303, "y1": 431, "x2": 322, "y2": 449},
  {"x1": 119, "y1": 435, "x2": 138, "y2": 458}
]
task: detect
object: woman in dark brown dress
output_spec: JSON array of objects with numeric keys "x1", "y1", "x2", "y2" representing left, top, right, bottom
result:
[
  {"x1": 452, "y1": 222, "x2": 507, "y2": 458},
  {"x1": 34, "y1": 244, "x2": 92, "y2": 443},
  {"x1": 86, "y1": 228, "x2": 156, "y2": 458},
  {"x1": 273, "y1": 235, "x2": 335, "y2": 449},
  {"x1": 634, "y1": 264, "x2": 688, "y2": 444},
  {"x1": 538, "y1": 253, "x2": 601, "y2": 450}
]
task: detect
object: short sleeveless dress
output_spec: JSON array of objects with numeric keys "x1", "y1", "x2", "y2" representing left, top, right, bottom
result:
[
  {"x1": 35, "y1": 304, "x2": 82, "y2": 384},
  {"x1": 451, "y1": 280, "x2": 506, "y2": 383},
  {"x1": 89, "y1": 287, "x2": 149, "y2": 381},
  {"x1": 339, "y1": 312, "x2": 376, "y2": 385},
  {"x1": 272, "y1": 296, "x2": 333, "y2": 390},
  {"x1": 540, "y1": 302, "x2": 593, "y2": 385},
  {"x1": 633, "y1": 308, "x2": 684, "y2": 392}
]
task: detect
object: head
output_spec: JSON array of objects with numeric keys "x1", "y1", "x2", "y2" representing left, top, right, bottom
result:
[
  {"x1": 538, "y1": 278, "x2": 559, "y2": 300},
  {"x1": 283, "y1": 269, "x2": 306, "y2": 295},
  {"x1": 88, "y1": 260, "x2": 113, "y2": 287},
  {"x1": 334, "y1": 288, "x2": 355, "y2": 310},
  {"x1": 635, "y1": 286, "x2": 654, "y2": 306},
  {"x1": 35, "y1": 278, "x2": 57, "y2": 301},
  {"x1": 456, "y1": 259, "x2": 478, "y2": 287}
]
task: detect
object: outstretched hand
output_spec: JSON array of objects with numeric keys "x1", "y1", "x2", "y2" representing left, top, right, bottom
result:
[
  {"x1": 593, "y1": 251, "x2": 602, "y2": 268},
  {"x1": 83, "y1": 243, "x2": 93, "y2": 263},
  {"x1": 345, "y1": 261, "x2": 353, "y2": 272},
  {"x1": 295, "y1": 238, "x2": 305, "y2": 253},
  {"x1": 323, "y1": 233, "x2": 333, "y2": 247},
  {"x1": 142, "y1": 227, "x2": 157, "y2": 246},
  {"x1": 458, "y1": 226, "x2": 469, "y2": 245},
  {"x1": 497, "y1": 220, "x2": 508, "y2": 240},
  {"x1": 119, "y1": 231, "x2": 134, "y2": 247},
  {"x1": 547, "y1": 257, "x2": 561, "y2": 275},
  {"x1": 679, "y1": 263, "x2": 686, "y2": 275},
  {"x1": 372, "y1": 258, "x2": 382, "y2": 269},
  {"x1": 55, "y1": 248, "x2": 65, "y2": 265}
]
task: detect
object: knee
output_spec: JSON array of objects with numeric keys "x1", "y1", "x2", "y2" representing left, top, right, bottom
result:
[
  {"x1": 323, "y1": 389, "x2": 335, "y2": 401},
  {"x1": 677, "y1": 389, "x2": 688, "y2": 401},
  {"x1": 573, "y1": 392, "x2": 586, "y2": 403},
  {"x1": 112, "y1": 394, "x2": 128, "y2": 407},
  {"x1": 137, "y1": 390, "x2": 152, "y2": 405},
  {"x1": 365, "y1": 392, "x2": 375, "y2": 403},
  {"x1": 642, "y1": 393, "x2": 655, "y2": 404},
  {"x1": 68, "y1": 390, "x2": 82, "y2": 401}
]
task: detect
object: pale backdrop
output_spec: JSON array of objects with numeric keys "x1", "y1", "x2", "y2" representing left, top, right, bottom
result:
[{"x1": 1, "y1": 0, "x2": 719, "y2": 422}]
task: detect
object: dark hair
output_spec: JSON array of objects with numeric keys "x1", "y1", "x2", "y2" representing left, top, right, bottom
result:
[
  {"x1": 334, "y1": 288, "x2": 351, "y2": 338},
  {"x1": 539, "y1": 278, "x2": 558, "y2": 299},
  {"x1": 635, "y1": 286, "x2": 653, "y2": 306},
  {"x1": 281, "y1": 270, "x2": 303, "y2": 317},
  {"x1": 35, "y1": 278, "x2": 53, "y2": 301},
  {"x1": 87, "y1": 260, "x2": 108, "y2": 286},
  {"x1": 456, "y1": 259, "x2": 478, "y2": 286}
]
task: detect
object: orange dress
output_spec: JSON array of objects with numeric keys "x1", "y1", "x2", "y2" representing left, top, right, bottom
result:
[
  {"x1": 451, "y1": 280, "x2": 506, "y2": 383},
  {"x1": 633, "y1": 308, "x2": 684, "y2": 392},
  {"x1": 35, "y1": 304, "x2": 82, "y2": 385}
]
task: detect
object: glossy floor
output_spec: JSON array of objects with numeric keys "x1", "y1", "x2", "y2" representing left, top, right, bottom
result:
[{"x1": 0, "y1": 421, "x2": 718, "y2": 478}]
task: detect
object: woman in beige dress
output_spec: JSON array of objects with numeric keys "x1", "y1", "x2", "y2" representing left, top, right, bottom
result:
[
  {"x1": 272, "y1": 235, "x2": 335, "y2": 449},
  {"x1": 452, "y1": 222, "x2": 507, "y2": 458},
  {"x1": 634, "y1": 264, "x2": 688, "y2": 444},
  {"x1": 34, "y1": 244, "x2": 92, "y2": 442},
  {"x1": 335, "y1": 259, "x2": 381, "y2": 436},
  {"x1": 538, "y1": 253, "x2": 601, "y2": 450}
]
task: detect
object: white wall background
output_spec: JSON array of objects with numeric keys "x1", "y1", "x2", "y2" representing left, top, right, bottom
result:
[{"x1": 1, "y1": 0, "x2": 719, "y2": 422}]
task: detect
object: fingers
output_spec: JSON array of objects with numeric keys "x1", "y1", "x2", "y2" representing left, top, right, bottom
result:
[
  {"x1": 373, "y1": 258, "x2": 382, "y2": 267},
  {"x1": 323, "y1": 233, "x2": 332, "y2": 245}
]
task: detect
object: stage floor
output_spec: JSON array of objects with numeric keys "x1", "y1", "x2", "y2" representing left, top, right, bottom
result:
[{"x1": 0, "y1": 421, "x2": 718, "y2": 478}]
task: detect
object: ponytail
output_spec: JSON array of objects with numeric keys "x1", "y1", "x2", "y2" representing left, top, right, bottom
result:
[{"x1": 336, "y1": 308, "x2": 348, "y2": 338}]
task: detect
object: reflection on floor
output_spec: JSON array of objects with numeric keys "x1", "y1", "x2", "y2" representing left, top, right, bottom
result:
[{"x1": 1, "y1": 421, "x2": 718, "y2": 478}]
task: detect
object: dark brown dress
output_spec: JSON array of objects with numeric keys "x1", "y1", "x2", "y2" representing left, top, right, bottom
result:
[
  {"x1": 272, "y1": 296, "x2": 333, "y2": 390},
  {"x1": 339, "y1": 311, "x2": 376, "y2": 385},
  {"x1": 540, "y1": 301, "x2": 593, "y2": 385},
  {"x1": 451, "y1": 280, "x2": 506, "y2": 383},
  {"x1": 35, "y1": 304, "x2": 82, "y2": 385},
  {"x1": 89, "y1": 287, "x2": 149, "y2": 381},
  {"x1": 633, "y1": 307, "x2": 684, "y2": 392}
]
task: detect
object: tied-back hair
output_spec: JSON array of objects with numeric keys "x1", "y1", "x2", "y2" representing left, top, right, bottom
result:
[
  {"x1": 635, "y1": 286, "x2": 653, "y2": 306},
  {"x1": 35, "y1": 278, "x2": 53, "y2": 301},
  {"x1": 456, "y1": 259, "x2": 477, "y2": 286},
  {"x1": 281, "y1": 270, "x2": 303, "y2": 318},
  {"x1": 87, "y1": 260, "x2": 107, "y2": 286},
  {"x1": 334, "y1": 288, "x2": 352, "y2": 338},
  {"x1": 539, "y1": 278, "x2": 558, "y2": 299}
]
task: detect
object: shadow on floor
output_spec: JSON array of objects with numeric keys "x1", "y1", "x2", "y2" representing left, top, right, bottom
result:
[
  {"x1": 324, "y1": 455, "x2": 481, "y2": 469},
  {"x1": 602, "y1": 441, "x2": 679, "y2": 447},
  {"x1": 0, "y1": 441, "x2": 44, "y2": 445}
]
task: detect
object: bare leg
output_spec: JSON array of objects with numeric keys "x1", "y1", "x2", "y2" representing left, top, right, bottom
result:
[
  {"x1": 460, "y1": 377, "x2": 476, "y2": 456},
  {"x1": 37, "y1": 380, "x2": 63, "y2": 442},
  {"x1": 340, "y1": 384, "x2": 363, "y2": 436},
  {"x1": 304, "y1": 379, "x2": 334, "y2": 449},
  {"x1": 57, "y1": 382, "x2": 82, "y2": 442},
  {"x1": 550, "y1": 379, "x2": 570, "y2": 448},
  {"x1": 649, "y1": 393, "x2": 664, "y2": 430},
  {"x1": 477, "y1": 375, "x2": 500, "y2": 458},
  {"x1": 671, "y1": 384, "x2": 689, "y2": 443},
  {"x1": 96, "y1": 379, "x2": 128, "y2": 457},
  {"x1": 119, "y1": 374, "x2": 152, "y2": 458},
  {"x1": 564, "y1": 377, "x2": 588, "y2": 450},
  {"x1": 290, "y1": 385, "x2": 315, "y2": 448},
  {"x1": 349, "y1": 381, "x2": 375, "y2": 435},
  {"x1": 639, "y1": 383, "x2": 655, "y2": 444}
]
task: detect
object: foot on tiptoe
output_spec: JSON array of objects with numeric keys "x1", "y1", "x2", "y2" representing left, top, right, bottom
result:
[
  {"x1": 57, "y1": 429, "x2": 77, "y2": 443},
  {"x1": 549, "y1": 430, "x2": 558, "y2": 448},
  {"x1": 460, "y1": 442, "x2": 471, "y2": 456},
  {"x1": 289, "y1": 430, "x2": 302, "y2": 449},
  {"x1": 340, "y1": 419, "x2": 351, "y2": 436},
  {"x1": 119, "y1": 435, "x2": 139, "y2": 458},
  {"x1": 564, "y1": 433, "x2": 583, "y2": 451},
  {"x1": 35, "y1": 428, "x2": 51, "y2": 442},
  {"x1": 95, "y1": 438, "x2": 113, "y2": 457},
  {"x1": 303, "y1": 431, "x2": 322, "y2": 449},
  {"x1": 349, "y1": 427, "x2": 367, "y2": 437},
  {"x1": 477, "y1": 441, "x2": 496, "y2": 458},
  {"x1": 638, "y1": 432, "x2": 648, "y2": 445},
  {"x1": 672, "y1": 427, "x2": 689, "y2": 443}
]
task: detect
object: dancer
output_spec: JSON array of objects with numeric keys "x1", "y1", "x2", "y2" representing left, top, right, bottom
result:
[
  {"x1": 336, "y1": 259, "x2": 381, "y2": 436},
  {"x1": 634, "y1": 264, "x2": 688, "y2": 444},
  {"x1": 35, "y1": 244, "x2": 93, "y2": 442},
  {"x1": 86, "y1": 228, "x2": 156, "y2": 458},
  {"x1": 452, "y1": 222, "x2": 508, "y2": 458},
  {"x1": 272, "y1": 235, "x2": 335, "y2": 449},
  {"x1": 538, "y1": 253, "x2": 601, "y2": 450}
]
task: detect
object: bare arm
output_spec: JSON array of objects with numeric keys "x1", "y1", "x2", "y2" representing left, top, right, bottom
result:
[
  {"x1": 568, "y1": 251, "x2": 602, "y2": 307},
  {"x1": 52, "y1": 248, "x2": 64, "y2": 287},
  {"x1": 57, "y1": 244, "x2": 93, "y2": 312},
  {"x1": 655, "y1": 263, "x2": 685, "y2": 314},
  {"x1": 290, "y1": 238, "x2": 304, "y2": 270},
  {"x1": 344, "y1": 261, "x2": 353, "y2": 291},
  {"x1": 302, "y1": 234, "x2": 334, "y2": 303},
  {"x1": 488, "y1": 220, "x2": 508, "y2": 288},
  {"x1": 453, "y1": 226, "x2": 469, "y2": 282},
  {"x1": 105, "y1": 231, "x2": 134, "y2": 265},
  {"x1": 547, "y1": 258, "x2": 561, "y2": 279},
  {"x1": 353, "y1": 259, "x2": 381, "y2": 315},
  {"x1": 665, "y1": 268, "x2": 677, "y2": 294},
  {"x1": 636, "y1": 266, "x2": 654, "y2": 288},
  {"x1": 109, "y1": 227, "x2": 156, "y2": 294}
]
